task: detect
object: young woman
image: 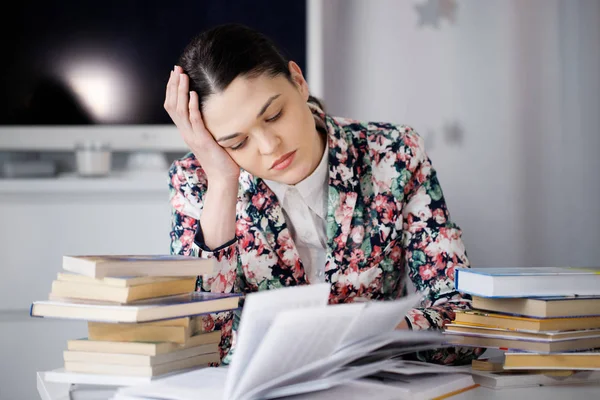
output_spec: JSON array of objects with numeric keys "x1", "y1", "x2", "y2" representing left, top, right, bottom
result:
[{"x1": 167, "y1": 23, "x2": 483, "y2": 366}]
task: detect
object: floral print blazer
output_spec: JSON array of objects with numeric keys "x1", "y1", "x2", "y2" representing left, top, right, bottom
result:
[{"x1": 169, "y1": 105, "x2": 483, "y2": 366}]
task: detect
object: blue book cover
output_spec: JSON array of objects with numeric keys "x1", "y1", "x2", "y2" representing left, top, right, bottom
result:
[
  {"x1": 129, "y1": 292, "x2": 242, "y2": 306},
  {"x1": 459, "y1": 267, "x2": 600, "y2": 276},
  {"x1": 65, "y1": 255, "x2": 204, "y2": 263}
]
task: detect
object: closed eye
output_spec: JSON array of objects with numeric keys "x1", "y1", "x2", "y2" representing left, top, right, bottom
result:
[
  {"x1": 266, "y1": 109, "x2": 283, "y2": 122},
  {"x1": 230, "y1": 137, "x2": 248, "y2": 151}
]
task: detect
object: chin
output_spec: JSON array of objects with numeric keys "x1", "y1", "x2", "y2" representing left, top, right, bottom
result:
[
  {"x1": 271, "y1": 174, "x2": 302, "y2": 186},
  {"x1": 267, "y1": 165, "x2": 310, "y2": 185},
  {"x1": 289, "y1": 163, "x2": 314, "y2": 184}
]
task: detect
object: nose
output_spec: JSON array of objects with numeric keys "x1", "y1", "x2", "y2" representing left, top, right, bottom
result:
[{"x1": 256, "y1": 129, "x2": 281, "y2": 156}]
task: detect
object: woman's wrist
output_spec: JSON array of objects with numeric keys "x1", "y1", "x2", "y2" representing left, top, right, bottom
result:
[
  {"x1": 201, "y1": 181, "x2": 238, "y2": 250},
  {"x1": 396, "y1": 317, "x2": 411, "y2": 330},
  {"x1": 207, "y1": 179, "x2": 239, "y2": 197}
]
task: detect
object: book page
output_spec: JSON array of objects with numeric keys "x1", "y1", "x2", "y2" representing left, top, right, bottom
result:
[
  {"x1": 245, "y1": 337, "x2": 395, "y2": 395},
  {"x1": 380, "y1": 360, "x2": 470, "y2": 375},
  {"x1": 338, "y1": 328, "x2": 444, "y2": 356},
  {"x1": 224, "y1": 283, "x2": 331, "y2": 399},
  {"x1": 233, "y1": 304, "x2": 364, "y2": 400},
  {"x1": 239, "y1": 338, "x2": 394, "y2": 399},
  {"x1": 348, "y1": 343, "x2": 450, "y2": 366},
  {"x1": 114, "y1": 367, "x2": 228, "y2": 400},
  {"x1": 337, "y1": 293, "x2": 423, "y2": 349},
  {"x1": 261, "y1": 359, "x2": 397, "y2": 399},
  {"x1": 275, "y1": 379, "x2": 413, "y2": 400},
  {"x1": 323, "y1": 329, "x2": 444, "y2": 374},
  {"x1": 369, "y1": 371, "x2": 476, "y2": 399},
  {"x1": 245, "y1": 323, "x2": 445, "y2": 397}
]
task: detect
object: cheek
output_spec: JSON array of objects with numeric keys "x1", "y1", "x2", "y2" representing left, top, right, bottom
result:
[
  {"x1": 226, "y1": 148, "x2": 267, "y2": 176},
  {"x1": 280, "y1": 108, "x2": 314, "y2": 144},
  {"x1": 279, "y1": 121, "x2": 303, "y2": 144},
  {"x1": 226, "y1": 150, "x2": 250, "y2": 169}
]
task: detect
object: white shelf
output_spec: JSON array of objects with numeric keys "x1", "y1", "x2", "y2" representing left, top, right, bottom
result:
[
  {"x1": 0, "y1": 126, "x2": 188, "y2": 151},
  {"x1": 0, "y1": 172, "x2": 169, "y2": 194}
]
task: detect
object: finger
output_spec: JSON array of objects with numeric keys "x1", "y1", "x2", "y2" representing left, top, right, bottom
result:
[
  {"x1": 176, "y1": 73, "x2": 191, "y2": 121},
  {"x1": 164, "y1": 70, "x2": 176, "y2": 112},
  {"x1": 188, "y1": 91, "x2": 207, "y2": 136},
  {"x1": 166, "y1": 68, "x2": 181, "y2": 115}
]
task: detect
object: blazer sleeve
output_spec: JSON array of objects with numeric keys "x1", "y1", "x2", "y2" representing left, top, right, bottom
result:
[
  {"x1": 168, "y1": 156, "x2": 240, "y2": 362},
  {"x1": 168, "y1": 156, "x2": 239, "y2": 291},
  {"x1": 399, "y1": 128, "x2": 484, "y2": 365}
]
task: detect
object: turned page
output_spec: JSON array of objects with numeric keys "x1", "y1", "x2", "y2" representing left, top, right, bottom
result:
[
  {"x1": 242, "y1": 293, "x2": 438, "y2": 398},
  {"x1": 224, "y1": 283, "x2": 331, "y2": 399},
  {"x1": 337, "y1": 293, "x2": 422, "y2": 349},
  {"x1": 113, "y1": 367, "x2": 229, "y2": 400},
  {"x1": 233, "y1": 303, "x2": 365, "y2": 400}
]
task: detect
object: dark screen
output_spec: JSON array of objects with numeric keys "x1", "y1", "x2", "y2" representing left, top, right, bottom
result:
[{"x1": 0, "y1": 0, "x2": 306, "y2": 125}]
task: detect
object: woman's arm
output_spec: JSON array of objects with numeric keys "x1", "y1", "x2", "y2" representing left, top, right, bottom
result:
[
  {"x1": 169, "y1": 157, "x2": 240, "y2": 361},
  {"x1": 164, "y1": 67, "x2": 244, "y2": 363},
  {"x1": 399, "y1": 127, "x2": 484, "y2": 365},
  {"x1": 169, "y1": 156, "x2": 239, "y2": 291}
]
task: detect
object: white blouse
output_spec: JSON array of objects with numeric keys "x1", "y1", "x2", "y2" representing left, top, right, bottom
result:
[{"x1": 263, "y1": 144, "x2": 329, "y2": 284}]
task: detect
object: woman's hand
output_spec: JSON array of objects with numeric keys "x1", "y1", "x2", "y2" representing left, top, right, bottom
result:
[
  {"x1": 165, "y1": 66, "x2": 239, "y2": 250},
  {"x1": 396, "y1": 319, "x2": 410, "y2": 330},
  {"x1": 164, "y1": 66, "x2": 240, "y2": 185}
]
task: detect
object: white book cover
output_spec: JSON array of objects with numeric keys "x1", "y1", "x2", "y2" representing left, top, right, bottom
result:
[{"x1": 455, "y1": 266, "x2": 600, "y2": 298}]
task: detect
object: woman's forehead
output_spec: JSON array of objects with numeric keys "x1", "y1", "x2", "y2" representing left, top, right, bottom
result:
[
  {"x1": 207, "y1": 74, "x2": 289, "y2": 108},
  {"x1": 202, "y1": 74, "x2": 290, "y2": 134}
]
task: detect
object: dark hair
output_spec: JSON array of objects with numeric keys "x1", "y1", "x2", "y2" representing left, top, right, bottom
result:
[{"x1": 178, "y1": 23, "x2": 324, "y2": 111}]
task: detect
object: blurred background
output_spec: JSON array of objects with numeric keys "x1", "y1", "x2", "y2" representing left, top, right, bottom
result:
[{"x1": 0, "y1": 0, "x2": 599, "y2": 398}]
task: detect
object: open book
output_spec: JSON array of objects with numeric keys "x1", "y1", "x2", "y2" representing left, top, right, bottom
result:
[{"x1": 113, "y1": 283, "x2": 447, "y2": 400}]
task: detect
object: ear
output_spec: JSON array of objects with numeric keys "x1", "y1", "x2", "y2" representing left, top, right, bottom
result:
[{"x1": 288, "y1": 61, "x2": 310, "y2": 101}]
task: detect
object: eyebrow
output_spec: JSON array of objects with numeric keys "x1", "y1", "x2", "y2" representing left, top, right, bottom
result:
[{"x1": 216, "y1": 94, "x2": 281, "y2": 143}]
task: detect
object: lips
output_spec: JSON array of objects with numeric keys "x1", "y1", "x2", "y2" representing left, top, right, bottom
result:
[{"x1": 270, "y1": 150, "x2": 296, "y2": 171}]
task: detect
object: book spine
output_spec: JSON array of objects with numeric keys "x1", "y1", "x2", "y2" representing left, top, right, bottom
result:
[{"x1": 455, "y1": 269, "x2": 460, "y2": 291}]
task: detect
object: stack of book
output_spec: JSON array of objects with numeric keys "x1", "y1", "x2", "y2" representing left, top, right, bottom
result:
[
  {"x1": 469, "y1": 353, "x2": 600, "y2": 389},
  {"x1": 31, "y1": 255, "x2": 242, "y2": 381},
  {"x1": 445, "y1": 266, "x2": 600, "y2": 387},
  {"x1": 37, "y1": 281, "x2": 469, "y2": 400}
]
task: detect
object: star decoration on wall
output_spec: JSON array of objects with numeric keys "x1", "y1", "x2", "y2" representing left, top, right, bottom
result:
[
  {"x1": 443, "y1": 120, "x2": 464, "y2": 145},
  {"x1": 415, "y1": 0, "x2": 458, "y2": 29}
]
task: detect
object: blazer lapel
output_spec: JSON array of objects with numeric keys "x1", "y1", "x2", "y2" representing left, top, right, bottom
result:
[
  {"x1": 322, "y1": 114, "x2": 362, "y2": 283},
  {"x1": 239, "y1": 169, "x2": 307, "y2": 286},
  {"x1": 236, "y1": 105, "x2": 363, "y2": 290}
]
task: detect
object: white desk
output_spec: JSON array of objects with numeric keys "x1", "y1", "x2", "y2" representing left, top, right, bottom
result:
[
  {"x1": 37, "y1": 371, "x2": 600, "y2": 400},
  {"x1": 37, "y1": 373, "x2": 75, "y2": 400}
]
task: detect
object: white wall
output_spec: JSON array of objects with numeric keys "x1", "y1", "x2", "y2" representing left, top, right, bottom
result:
[
  {"x1": 0, "y1": 176, "x2": 173, "y2": 399},
  {"x1": 314, "y1": 0, "x2": 600, "y2": 268},
  {"x1": 557, "y1": 0, "x2": 600, "y2": 268}
]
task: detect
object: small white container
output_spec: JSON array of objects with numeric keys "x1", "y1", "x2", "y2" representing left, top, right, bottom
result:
[{"x1": 75, "y1": 141, "x2": 112, "y2": 177}]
